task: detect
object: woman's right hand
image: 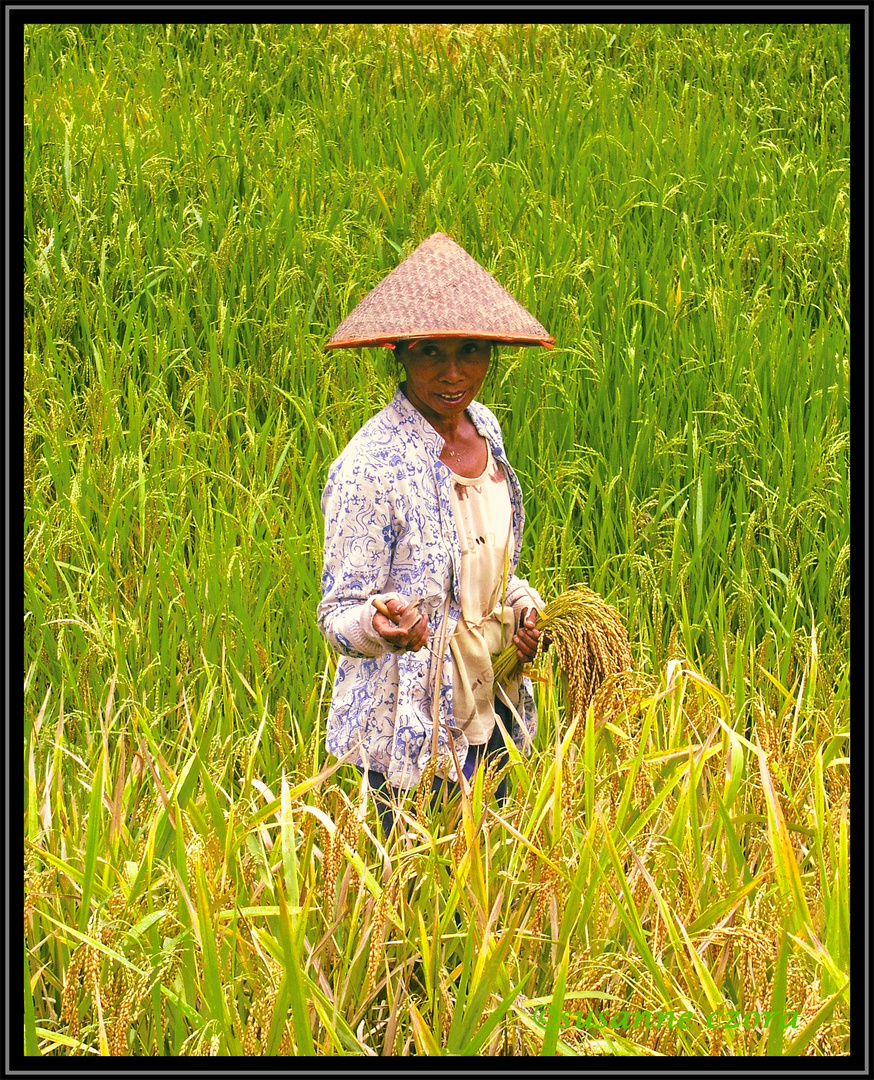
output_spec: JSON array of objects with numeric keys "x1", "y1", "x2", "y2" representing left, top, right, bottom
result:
[{"x1": 372, "y1": 597, "x2": 429, "y2": 652}]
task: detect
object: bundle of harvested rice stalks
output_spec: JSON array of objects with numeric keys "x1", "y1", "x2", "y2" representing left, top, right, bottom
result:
[{"x1": 493, "y1": 584, "x2": 632, "y2": 721}]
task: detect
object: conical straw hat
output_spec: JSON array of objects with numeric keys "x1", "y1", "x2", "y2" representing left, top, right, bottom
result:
[{"x1": 326, "y1": 232, "x2": 554, "y2": 350}]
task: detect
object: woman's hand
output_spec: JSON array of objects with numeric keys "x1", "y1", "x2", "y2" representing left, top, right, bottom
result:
[
  {"x1": 513, "y1": 607, "x2": 548, "y2": 663},
  {"x1": 373, "y1": 597, "x2": 429, "y2": 652}
]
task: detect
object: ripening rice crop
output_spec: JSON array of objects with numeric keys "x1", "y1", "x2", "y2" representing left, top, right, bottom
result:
[
  {"x1": 493, "y1": 584, "x2": 633, "y2": 721},
  {"x1": 22, "y1": 21, "x2": 850, "y2": 1059}
]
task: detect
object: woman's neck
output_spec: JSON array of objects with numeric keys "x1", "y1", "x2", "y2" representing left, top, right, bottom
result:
[{"x1": 398, "y1": 382, "x2": 487, "y2": 474}]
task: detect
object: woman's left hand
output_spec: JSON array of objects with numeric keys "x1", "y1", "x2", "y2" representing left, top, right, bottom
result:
[{"x1": 513, "y1": 607, "x2": 547, "y2": 663}]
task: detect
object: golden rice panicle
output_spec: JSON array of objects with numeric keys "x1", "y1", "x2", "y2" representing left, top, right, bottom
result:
[
  {"x1": 243, "y1": 984, "x2": 279, "y2": 1056},
  {"x1": 417, "y1": 753, "x2": 448, "y2": 822},
  {"x1": 24, "y1": 852, "x2": 43, "y2": 933},
  {"x1": 61, "y1": 944, "x2": 86, "y2": 1038},
  {"x1": 529, "y1": 838, "x2": 561, "y2": 928},
  {"x1": 322, "y1": 788, "x2": 354, "y2": 904},
  {"x1": 83, "y1": 915, "x2": 102, "y2": 989},
  {"x1": 367, "y1": 865, "x2": 406, "y2": 985},
  {"x1": 590, "y1": 669, "x2": 655, "y2": 730},
  {"x1": 110, "y1": 969, "x2": 150, "y2": 1056},
  {"x1": 482, "y1": 753, "x2": 511, "y2": 803},
  {"x1": 340, "y1": 799, "x2": 363, "y2": 892},
  {"x1": 493, "y1": 584, "x2": 632, "y2": 722},
  {"x1": 109, "y1": 981, "x2": 136, "y2": 1055},
  {"x1": 365, "y1": 907, "x2": 386, "y2": 985},
  {"x1": 451, "y1": 820, "x2": 468, "y2": 867},
  {"x1": 439, "y1": 967, "x2": 454, "y2": 1042}
]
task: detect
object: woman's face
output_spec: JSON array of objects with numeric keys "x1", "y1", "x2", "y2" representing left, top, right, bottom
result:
[{"x1": 397, "y1": 337, "x2": 492, "y2": 427}]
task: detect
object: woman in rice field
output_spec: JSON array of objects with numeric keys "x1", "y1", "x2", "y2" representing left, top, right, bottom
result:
[{"x1": 318, "y1": 233, "x2": 554, "y2": 837}]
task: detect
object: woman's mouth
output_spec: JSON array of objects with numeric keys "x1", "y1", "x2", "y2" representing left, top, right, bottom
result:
[{"x1": 437, "y1": 391, "x2": 467, "y2": 403}]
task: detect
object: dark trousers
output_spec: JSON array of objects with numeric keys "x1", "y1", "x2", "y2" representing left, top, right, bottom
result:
[{"x1": 360, "y1": 700, "x2": 514, "y2": 839}]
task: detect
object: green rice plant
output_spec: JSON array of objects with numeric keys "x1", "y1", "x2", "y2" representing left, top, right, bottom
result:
[
  {"x1": 24, "y1": 652, "x2": 849, "y2": 1056},
  {"x1": 23, "y1": 20, "x2": 849, "y2": 1058}
]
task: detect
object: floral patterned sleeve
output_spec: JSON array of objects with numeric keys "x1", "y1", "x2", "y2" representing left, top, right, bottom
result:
[{"x1": 317, "y1": 454, "x2": 406, "y2": 659}]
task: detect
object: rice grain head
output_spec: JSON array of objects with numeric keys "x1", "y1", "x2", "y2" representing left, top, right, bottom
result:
[
  {"x1": 366, "y1": 862, "x2": 409, "y2": 985},
  {"x1": 417, "y1": 753, "x2": 448, "y2": 823},
  {"x1": 493, "y1": 585, "x2": 632, "y2": 724},
  {"x1": 61, "y1": 944, "x2": 86, "y2": 1038}
]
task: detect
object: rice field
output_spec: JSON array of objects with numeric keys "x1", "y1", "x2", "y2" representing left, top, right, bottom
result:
[{"x1": 23, "y1": 22, "x2": 850, "y2": 1057}]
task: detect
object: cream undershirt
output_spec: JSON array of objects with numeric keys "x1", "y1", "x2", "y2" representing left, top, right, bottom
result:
[{"x1": 448, "y1": 443, "x2": 515, "y2": 744}]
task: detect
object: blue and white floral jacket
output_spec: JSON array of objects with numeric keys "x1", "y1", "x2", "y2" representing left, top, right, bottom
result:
[{"x1": 318, "y1": 387, "x2": 543, "y2": 788}]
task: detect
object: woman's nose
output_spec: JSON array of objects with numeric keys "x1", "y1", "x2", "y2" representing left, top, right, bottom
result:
[{"x1": 442, "y1": 353, "x2": 462, "y2": 379}]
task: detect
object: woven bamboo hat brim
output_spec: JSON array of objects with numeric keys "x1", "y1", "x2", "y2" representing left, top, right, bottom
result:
[{"x1": 326, "y1": 232, "x2": 554, "y2": 350}]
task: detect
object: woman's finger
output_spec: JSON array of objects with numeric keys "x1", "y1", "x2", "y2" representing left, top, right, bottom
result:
[
  {"x1": 397, "y1": 602, "x2": 423, "y2": 632},
  {"x1": 374, "y1": 612, "x2": 409, "y2": 642},
  {"x1": 374, "y1": 610, "x2": 429, "y2": 651},
  {"x1": 513, "y1": 615, "x2": 541, "y2": 660},
  {"x1": 406, "y1": 613, "x2": 429, "y2": 650}
]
